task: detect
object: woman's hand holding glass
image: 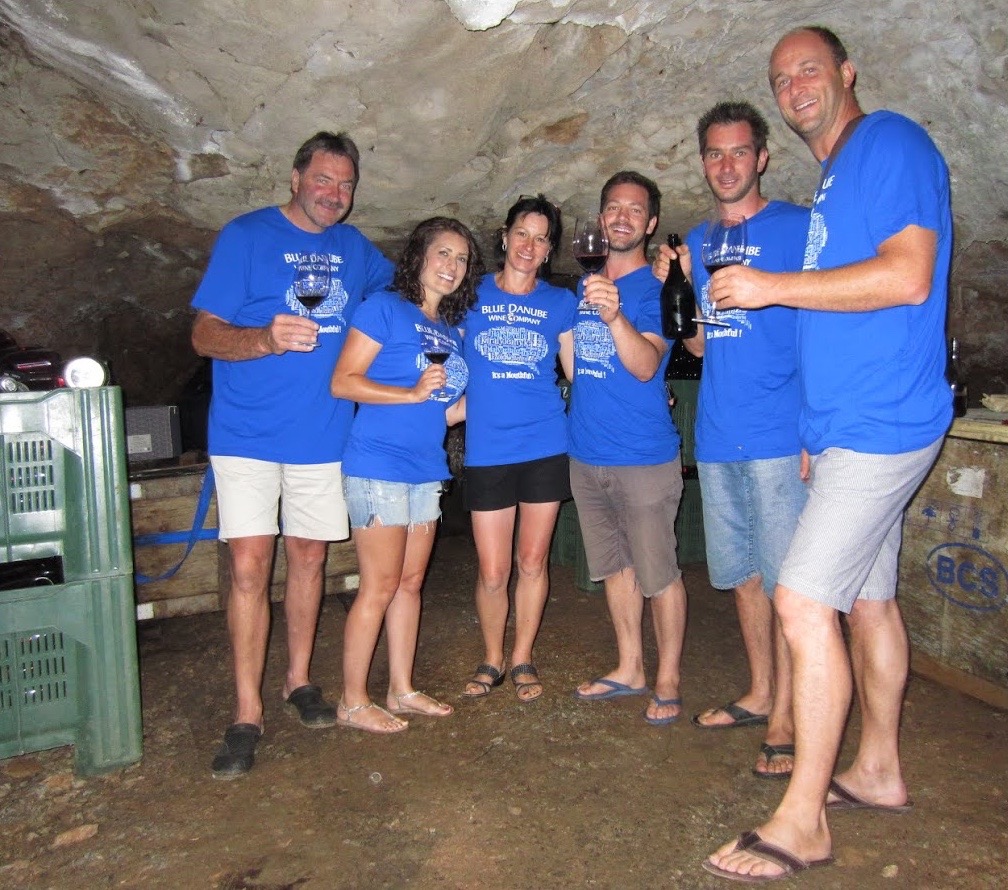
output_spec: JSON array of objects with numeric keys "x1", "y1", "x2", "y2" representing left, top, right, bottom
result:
[{"x1": 413, "y1": 361, "x2": 447, "y2": 402}]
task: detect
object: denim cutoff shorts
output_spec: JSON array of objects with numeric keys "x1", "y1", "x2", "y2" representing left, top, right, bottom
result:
[
  {"x1": 697, "y1": 455, "x2": 807, "y2": 595},
  {"x1": 342, "y1": 475, "x2": 443, "y2": 530}
]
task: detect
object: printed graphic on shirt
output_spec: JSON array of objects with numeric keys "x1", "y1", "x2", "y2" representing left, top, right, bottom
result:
[
  {"x1": 698, "y1": 248, "x2": 761, "y2": 335},
  {"x1": 473, "y1": 326, "x2": 548, "y2": 374},
  {"x1": 574, "y1": 316, "x2": 615, "y2": 374},
  {"x1": 417, "y1": 319, "x2": 466, "y2": 403},
  {"x1": 284, "y1": 252, "x2": 350, "y2": 333},
  {"x1": 803, "y1": 182, "x2": 830, "y2": 271}
]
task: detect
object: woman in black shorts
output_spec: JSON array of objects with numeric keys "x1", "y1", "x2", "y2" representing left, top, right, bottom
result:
[{"x1": 459, "y1": 195, "x2": 576, "y2": 701}]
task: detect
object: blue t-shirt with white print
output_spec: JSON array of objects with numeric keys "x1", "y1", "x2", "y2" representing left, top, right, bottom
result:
[
  {"x1": 342, "y1": 290, "x2": 466, "y2": 484},
  {"x1": 569, "y1": 265, "x2": 680, "y2": 466},
  {"x1": 463, "y1": 273, "x2": 576, "y2": 466}
]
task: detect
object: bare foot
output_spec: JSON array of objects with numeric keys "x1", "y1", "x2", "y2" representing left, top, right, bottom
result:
[
  {"x1": 574, "y1": 674, "x2": 648, "y2": 700},
  {"x1": 826, "y1": 769, "x2": 910, "y2": 809},
  {"x1": 387, "y1": 690, "x2": 453, "y2": 717},
  {"x1": 510, "y1": 665, "x2": 543, "y2": 702},
  {"x1": 645, "y1": 693, "x2": 682, "y2": 725},
  {"x1": 336, "y1": 701, "x2": 408, "y2": 734},
  {"x1": 705, "y1": 819, "x2": 832, "y2": 881},
  {"x1": 752, "y1": 741, "x2": 795, "y2": 778},
  {"x1": 691, "y1": 698, "x2": 769, "y2": 728},
  {"x1": 462, "y1": 663, "x2": 505, "y2": 698}
]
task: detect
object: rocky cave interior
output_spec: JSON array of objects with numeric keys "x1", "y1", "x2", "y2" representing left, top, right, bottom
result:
[{"x1": 1, "y1": 0, "x2": 1005, "y2": 421}]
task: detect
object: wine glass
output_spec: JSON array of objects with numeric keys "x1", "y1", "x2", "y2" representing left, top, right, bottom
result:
[
  {"x1": 292, "y1": 255, "x2": 330, "y2": 315},
  {"x1": 571, "y1": 215, "x2": 609, "y2": 277},
  {"x1": 424, "y1": 319, "x2": 453, "y2": 401},
  {"x1": 694, "y1": 215, "x2": 746, "y2": 327}
]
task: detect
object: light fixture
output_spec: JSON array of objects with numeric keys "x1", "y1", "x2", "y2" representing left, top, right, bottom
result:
[{"x1": 63, "y1": 356, "x2": 109, "y2": 389}]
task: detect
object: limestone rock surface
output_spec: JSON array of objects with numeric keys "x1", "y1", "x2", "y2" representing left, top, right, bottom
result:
[{"x1": 0, "y1": 0, "x2": 1005, "y2": 403}]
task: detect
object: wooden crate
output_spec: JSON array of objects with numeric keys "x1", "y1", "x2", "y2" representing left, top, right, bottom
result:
[
  {"x1": 130, "y1": 465, "x2": 220, "y2": 618},
  {"x1": 899, "y1": 422, "x2": 1008, "y2": 709},
  {"x1": 129, "y1": 464, "x2": 359, "y2": 620}
]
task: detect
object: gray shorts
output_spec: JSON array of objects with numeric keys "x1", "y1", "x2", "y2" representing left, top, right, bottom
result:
[
  {"x1": 210, "y1": 455, "x2": 349, "y2": 542},
  {"x1": 777, "y1": 439, "x2": 943, "y2": 613},
  {"x1": 569, "y1": 458, "x2": 683, "y2": 598}
]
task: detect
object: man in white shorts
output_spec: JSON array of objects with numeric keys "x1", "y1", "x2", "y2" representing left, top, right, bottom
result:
[
  {"x1": 191, "y1": 132, "x2": 392, "y2": 778},
  {"x1": 702, "y1": 27, "x2": 953, "y2": 882}
]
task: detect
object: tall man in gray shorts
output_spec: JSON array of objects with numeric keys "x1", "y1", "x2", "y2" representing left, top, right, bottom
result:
[
  {"x1": 191, "y1": 132, "x2": 392, "y2": 778},
  {"x1": 568, "y1": 171, "x2": 687, "y2": 726},
  {"x1": 703, "y1": 27, "x2": 953, "y2": 881},
  {"x1": 654, "y1": 101, "x2": 810, "y2": 778}
]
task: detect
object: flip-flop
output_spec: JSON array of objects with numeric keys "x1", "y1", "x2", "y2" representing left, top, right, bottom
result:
[
  {"x1": 574, "y1": 677, "x2": 649, "y2": 701},
  {"x1": 826, "y1": 778, "x2": 913, "y2": 813},
  {"x1": 701, "y1": 830, "x2": 834, "y2": 883},
  {"x1": 644, "y1": 695, "x2": 681, "y2": 726},
  {"x1": 751, "y1": 742, "x2": 794, "y2": 780},
  {"x1": 691, "y1": 701, "x2": 769, "y2": 729}
]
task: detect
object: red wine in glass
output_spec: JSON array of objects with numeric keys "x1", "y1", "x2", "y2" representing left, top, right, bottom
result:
[
  {"x1": 572, "y1": 215, "x2": 609, "y2": 277},
  {"x1": 424, "y1": 351, "x2": 450, "y2": 365},
  {"x1": 292, "y1": 256, "x2": 330, "y2": 315},
  {"x1": 574, "y1": 253, "x2": 608, "y2": 274},
  {"x1": 296, "y1": 294, "x2": 325, "y2": 311},
  {"x1": 694, "y1": 215, "x2": 746, "y2": 327}
]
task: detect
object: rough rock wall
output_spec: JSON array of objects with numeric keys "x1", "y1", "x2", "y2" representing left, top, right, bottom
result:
[{"x1": 0, "y1": 0, "x2": 1005, "y2": 405}]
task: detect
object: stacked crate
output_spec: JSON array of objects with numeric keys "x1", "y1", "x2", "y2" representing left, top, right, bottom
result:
[{"x1": 0, "y1": 388, "x2": 142, "y2": 775}]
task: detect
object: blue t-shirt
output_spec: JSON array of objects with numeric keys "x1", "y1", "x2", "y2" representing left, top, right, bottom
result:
[
  {"x1": 463, "y1": 274, "x2": 577, "y2": 466},
  {"x1": 687, "y1": 201, "x2": 809, "y2": 462},
  {"x1": 569, "y1": 265, "x2": 680, "y2": 466},
  {"x1": 341, "y1": 290, "x2": 467, "y2": 484},
  {"x1": 191, "y1": 206, "x2": 393, "y2": 463},
  {"x1": 799, "y1": 111, "x2": 953, "y2": 454}
]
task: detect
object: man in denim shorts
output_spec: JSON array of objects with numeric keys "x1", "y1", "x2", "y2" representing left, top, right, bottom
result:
[
  {"x1": 704, "y1": 28, "x2": 953, "y2": 882},
  {"x1": 191, "y1": 132, "x2": 392, "y2": 778},
  {"x1": 568, "y1": 171, "x2": 687, "y2": 727},
  {"x1": 655, "y1": 102, "x2": 810, "y2": 779}
]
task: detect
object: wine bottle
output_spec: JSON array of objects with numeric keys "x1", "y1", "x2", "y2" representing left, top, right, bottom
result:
[
  {"x1": 659, "y1": 234, "x2": 698, "y2": 340},
  {"x1": 946, "y1": 336, "x2": 968, "y2": 418}
]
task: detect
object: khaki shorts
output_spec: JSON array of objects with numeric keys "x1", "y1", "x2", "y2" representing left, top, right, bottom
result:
[
  {"x1": 210, "y1": 455, "x2": 349, "y2": 542},
  {"x1": 569, "y1": 458, "x2": 683, "y2": 598}
]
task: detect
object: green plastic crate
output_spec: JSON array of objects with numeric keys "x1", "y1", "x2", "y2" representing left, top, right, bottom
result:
[
  {"x1": 0, "y1": 574, "x2": 142, "y2": 774},
  {"x1": 669, "y1": 378, "x2": 699, "y2": 468},
  {"x1": 547, "y1": 500, "x2": 603, "y2": 592},
  {"x1": 549, "y1": 499, "x2": 579, "y2": 568},
  {"x1": 676, "y1": 476, "x2": 706, "y2": 565},
  {"x1": 0, "y1": 388, "x2": 133, "y2": 581}
]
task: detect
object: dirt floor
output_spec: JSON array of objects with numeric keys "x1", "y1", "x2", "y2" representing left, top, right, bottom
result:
[{"x1": 2, "y1": 532, "x2": 1007, "y2": 889}]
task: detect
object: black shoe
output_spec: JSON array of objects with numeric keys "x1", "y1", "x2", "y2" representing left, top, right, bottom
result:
[
  {"x1": 285, "y1": 684, "x2": 338, "y2": 728},
  {"x1": 211, "y1": 723, "x2": 262, "y2": 779}
]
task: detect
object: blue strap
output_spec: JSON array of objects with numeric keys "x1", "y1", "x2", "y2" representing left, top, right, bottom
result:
[{"x1": 134, "y1": 466, "x2": 217, "y2": 585}]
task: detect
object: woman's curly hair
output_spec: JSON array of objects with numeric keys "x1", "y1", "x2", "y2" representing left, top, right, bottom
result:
[{"x1": 391, "y1": 217, "x2": 485, "y2": 325}]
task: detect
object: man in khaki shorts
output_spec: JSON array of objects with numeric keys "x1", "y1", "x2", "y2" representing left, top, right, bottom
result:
[
  {"x1": 191, "y1": 132, "x2": 392, "y2": 778},
  {"x1": 567, "y1": 171, "x2": 687, "y2": 727}
]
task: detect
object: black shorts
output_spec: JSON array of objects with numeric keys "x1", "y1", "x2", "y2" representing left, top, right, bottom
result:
[{"x1": 463, "y1": 453, "x2": 571, "y2": 512}]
